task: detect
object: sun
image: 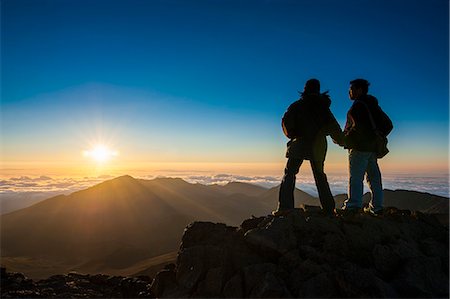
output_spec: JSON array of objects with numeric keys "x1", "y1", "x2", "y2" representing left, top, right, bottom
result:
[{"x1": 83, "y1": 145, "x2": 118, "y2": 163}]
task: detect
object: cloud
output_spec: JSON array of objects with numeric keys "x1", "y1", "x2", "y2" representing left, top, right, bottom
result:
[
  {"x1": 0, "y1": 173, "x2": 447, "y2": 199},
  {"x1": 0, "y1": 176, "x2": 108, "y2": 195},
  {"x1": 176, "y1": 173, "x2": 449, "y2": 198},
  {"x1": 180, "y1": 174, "x2": 281, "y2": 189}
]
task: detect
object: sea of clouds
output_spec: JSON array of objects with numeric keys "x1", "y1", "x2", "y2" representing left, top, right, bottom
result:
[{"x1": 0, "y1": 172, "x2": 448, "y2": 198}]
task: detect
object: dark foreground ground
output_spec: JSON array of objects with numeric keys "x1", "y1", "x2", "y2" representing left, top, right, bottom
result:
[{"x1": 1, "y1": 207, "x2": 449, "y2": 298}]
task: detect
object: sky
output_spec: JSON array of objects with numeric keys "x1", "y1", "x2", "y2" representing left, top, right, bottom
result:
[{"x1": 1, "y1": 0, "x2": 449, "y2": 192}]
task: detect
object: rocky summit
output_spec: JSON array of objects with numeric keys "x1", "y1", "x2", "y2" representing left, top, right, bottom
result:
[
  {"x1": 1, "y1": 206, "x2": 449, "y2": 298},
  {"x1": 153, "y1": 207, "x2": 449, "y2": 298}
]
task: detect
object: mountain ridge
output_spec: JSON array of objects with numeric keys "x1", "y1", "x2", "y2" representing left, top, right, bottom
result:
[
  {"x1": 2, "y1": 175, "x2": 449, "y2": 216},
  {"x1": 1, "y1": 175, "x2": 448, "y2": 280}
]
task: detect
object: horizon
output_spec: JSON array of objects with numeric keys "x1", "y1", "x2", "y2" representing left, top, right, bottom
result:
[
  {"x1": 1, "y1": 0, "x2": 449, "y2": 195},
  {"x1": 1, "y1": 171, "x2": 449, "y2": 199}
]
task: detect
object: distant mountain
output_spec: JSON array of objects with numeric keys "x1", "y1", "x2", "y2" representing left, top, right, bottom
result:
[
  {"x1": 0, "y1": 176, "x2": 278, "y2": 279},
  {"x1": 334, "y1": 189, "x2": 449, "y2": 214},
  {"x1": 0, "y1": 191, "x2": 63, "y2": 215},
  {"x1": 210, "y1": 181, "x2": 268, "y2": 197},
  {"x1": 0, "y1": 176, "x2": 190, "y2": 277},
  {"x1": 1, "y1": 175, "x2": 448, "y2": 280},
  {"x1": 260, "y1": 185, "x2": 318, "y2": 207},
  {"x1": 382, "y1": 189, "x2": 449, "y2": 213}
]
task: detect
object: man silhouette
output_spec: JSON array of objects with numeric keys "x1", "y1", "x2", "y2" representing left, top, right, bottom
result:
[
  {"x1": 275, "y1": 79, "x2": 345, "y2": 216},
  {"x1": 342, "y1": 79, "x2": 393, "y2": 215}
]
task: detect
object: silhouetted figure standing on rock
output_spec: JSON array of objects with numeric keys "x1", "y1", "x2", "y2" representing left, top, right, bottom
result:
[
  {"x1": 342, "y1": 79, "x2": 393, "y2": 215},
  {"x1": 276, "y1": 79, "x2": 345, "y2": 216}
]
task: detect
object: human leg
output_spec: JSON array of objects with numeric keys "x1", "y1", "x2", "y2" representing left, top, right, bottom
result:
[
  {"x1": 277, "y1": 157, "x2": 303, "y2": 211},
  {"x1": 343, "y1": 150, "x2": 370, "y2": 210},
  {"x1": 310, "y1": 159, "x2": 335, "y2": 214},
  {"x1": 366, "y1": 153, "x2": 383, "y2": 212}
]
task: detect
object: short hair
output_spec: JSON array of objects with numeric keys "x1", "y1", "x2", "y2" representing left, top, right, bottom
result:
[
  {"x1": 304, "y1": 78, "x2": 320, "y2": 94},
  {"x1": 350, "y1": 79, "x2": 370, "y2": 94}
]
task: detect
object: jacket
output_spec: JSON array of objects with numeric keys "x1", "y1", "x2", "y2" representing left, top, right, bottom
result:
[
  {"x1": 285, "y1": 93, "x2": 344, "y2": 161},
  {"x1": 344, "y1": 94, "x2": 393, "y2": 152}
]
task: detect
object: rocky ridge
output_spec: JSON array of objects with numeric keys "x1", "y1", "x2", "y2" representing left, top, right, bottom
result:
[
  {"x1": 1, "y1": 206, "x2": 449, "y2": 298},
  {"x1": 153, "y1": 207, "x2": 449, "y2": 298}
]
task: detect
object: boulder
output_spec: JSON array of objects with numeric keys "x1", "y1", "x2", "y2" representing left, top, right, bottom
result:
[
  {"x1": 393, "y1": 256, "x2": 449, "y2": 297},
  {"x1": 249, "y1": 271, "x2": 292, "y2": 298},
  {"x1": 159, "y1": 210, "x2": 448, "y2": 298},
  {"x1": 244, "y1": 216, "x2": 297, "y2": 256}
]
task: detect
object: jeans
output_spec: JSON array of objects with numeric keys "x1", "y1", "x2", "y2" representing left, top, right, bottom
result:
[
  {"x1": 278, "y1": 157, "x2": 335, "y2": 213},
  {"x1": 343, "y1": 150, "x2": 383, "y2": 212}
]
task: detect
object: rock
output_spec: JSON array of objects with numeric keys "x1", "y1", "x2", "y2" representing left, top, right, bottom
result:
[
  {"x1": 195, "y1": 267, "x2": 227, "y2": 296},
  {"x1": 239, "y1": 216, "x2": 267, "y2": 233},
  {"x1": 393, "y1": 256, "x2": 449, "y2": 297},
  {"x1": 372, "y1": 244, "x2": 401, "y2": 277},
  {"x1": 0, "y1": 270, "x2": 154, "y2": 298},
  {"x1": 303, "y1": 214, "x2": 342, "y2": 235},
  {"x1": 287, "y1": 258, "x2": 329, "y2": 297},
  {"x1": 176, "y1": 245, "x2": 228, "y2": 292},
  {"x1": 180, "y1": 221, "x2": 237, "y2": 250},
  {"x1": 420, "y1": 238, "x2": 449, "y2": 274},
  {"x1": 412, "y1": 211, "x2": 442, "y2": 228},
  {"x1": 244, "y1": 216, "x2": 297, "y2": 256},
  {"x1": 229, "y1": 244, "x2": 263, "y2": 271},
  {"x1": 242, "y1": 263, "x2": 278, "y2": 296},
  {"x1": 88, "y1": 273, "x2": 110, "y2": 285},
  {"x1": 322, "y1": 232, "x2": 348, "y2": 255},
  {"x1": 334, "y1": 267, "x2": 397, "y2": 298},
  {"x1": 150, "y1": 269, "x2": 176, "y2": 297},
  {"x1": 2, "y1": 207, "x2": 448, "y2": 298},
  {"x1": 135, "y1": 275, "x2": 152, "y2": 283},
  {"x1": 165, "y1": 211, "x2": 448, "y2": 297},
  {"x1": 1, "y1": 267, "x2": 6, "y2": 279},
  {"x1": 301, "y1": 272, "x2": 337, "y2": 298},
  {"x1": 278, "y1": 249, "x2": 302, "y2": 272},
  {"x1": 298, "y1": 245, "x2": 326, "y2": 263},
  {"x1": 2, "y1": 289, "x2": 43, "y2": 298},
  {"x1": 163, "y1": 263, "x2": 176, "y2": 272},
  {"x1": 342, "y1": 222, "x2": 376, "y2": 252},
  {"x1": 119, "y1": 277, "x2": 149, "y2": 298},
  {"x1": 222, "y1": 273, "x2": 244, "y2": 298},
  {"x1": 106, "y1": 275, "x2": 124, "y2": 286},
  {"x1": 292, "y1": 258, "x2": 325, "y2": 283},
  {"x1": 249, "y1": 271, "x2": 291, "y2": 298},
  {"x1": 390, "y1": 238, "x2": 422, "y2": 260},
  {"x1": 300, "y1": 204, "x2": 323, "y2": 214}
]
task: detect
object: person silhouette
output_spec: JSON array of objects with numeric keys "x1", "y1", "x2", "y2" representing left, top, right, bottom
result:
[
  {"x1": 275, "y1": 79, "x2": 345, "y2": 216},
  {"x1": 342, "y1": 79, "x2": 393, "y2": 215}
]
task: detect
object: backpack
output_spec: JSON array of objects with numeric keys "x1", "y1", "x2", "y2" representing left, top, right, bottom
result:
[
  {"x1": 281, "y1": 93, "x2": 330, "y2": 139},
  {"x1": 281, "y1": 101, "x2": 301, "y2": 139},
  {"x1": 357, "y1": 100, "x2": 393, "y2": 158},
  {"x1": 376, "y1": 108, "x2": 393, "y2": 137}
]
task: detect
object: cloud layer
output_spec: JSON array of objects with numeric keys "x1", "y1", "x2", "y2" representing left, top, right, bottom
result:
[
  {"x1": 0, "y1": 175, "x2": 114, "y2": 195},
  {"x1": 1, "y1": 173, "x2": 448, "y2": 198}
]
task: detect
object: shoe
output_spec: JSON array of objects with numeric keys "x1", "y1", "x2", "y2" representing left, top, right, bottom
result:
[
  {"x1": 363, "y1": 206, "x2": 383, "y2": 216},
  {"x1": 322, "y1": 209, "x2": 337, "y2": 218},
  {"x1": 340, "y1": 208, "x2": 360, "y2": 217},
  {"x1": 271, "y1": 209, "x2": 294, "y2": 217}
]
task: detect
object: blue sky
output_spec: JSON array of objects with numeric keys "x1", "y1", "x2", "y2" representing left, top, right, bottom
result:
[{"x1": 1, "y1": 0, "x2": 449, "y2": 177}]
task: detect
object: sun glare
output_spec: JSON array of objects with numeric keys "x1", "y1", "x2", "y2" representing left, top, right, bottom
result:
[{"x1": 83, "y1": 145, "x2": 118, "y2": 163}]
